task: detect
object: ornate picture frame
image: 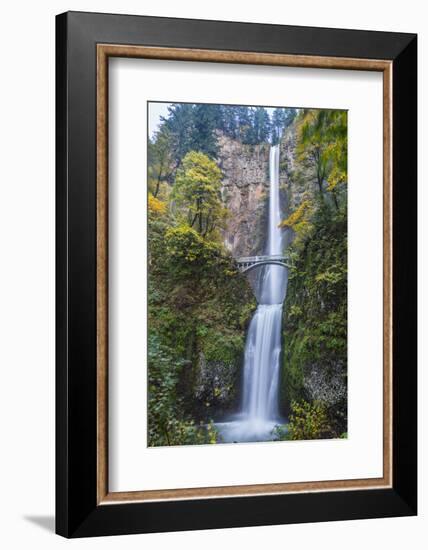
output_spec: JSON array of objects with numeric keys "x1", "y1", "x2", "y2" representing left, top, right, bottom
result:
[{"x1": 56, "y1": 11, "x2": 417, "y2": 537}]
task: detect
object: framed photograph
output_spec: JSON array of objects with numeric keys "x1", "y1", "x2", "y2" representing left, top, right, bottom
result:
[{"x1": 56, "y1": 11, "x2": 417, "y2": 537}]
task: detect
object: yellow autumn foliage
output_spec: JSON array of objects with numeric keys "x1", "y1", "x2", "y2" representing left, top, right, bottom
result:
[
  {"x1": 279, "y1": 200, "x2": 312, "y2": 230},
  {"x1": 148, "y1": 193, "x2": 167, "y2": 215}
]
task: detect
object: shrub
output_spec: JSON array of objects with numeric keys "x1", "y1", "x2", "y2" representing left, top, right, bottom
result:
[
  {"x1": 148, "y1": 331, "x2": 219, "y2": 446},
  {"x1": 287, "y1": 400, "x2": 331, "y2": 440},
  {"x1": 148, "y1": 193, "x2": 167, "y2": 215}
]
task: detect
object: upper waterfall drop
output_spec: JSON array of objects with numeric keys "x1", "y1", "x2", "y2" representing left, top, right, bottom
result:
[{"x1": 260, "y1": 145, "x2": 288, "y2": 305}]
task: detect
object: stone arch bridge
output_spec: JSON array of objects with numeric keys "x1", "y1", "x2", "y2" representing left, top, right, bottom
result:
[{"x1": 235, "y1": 254, "x2": 290, "y2": 274}]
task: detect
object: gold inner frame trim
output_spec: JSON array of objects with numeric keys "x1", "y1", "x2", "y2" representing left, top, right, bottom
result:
[{"x1": 96, "y1": 44, "x2": 393, "y2": 505}]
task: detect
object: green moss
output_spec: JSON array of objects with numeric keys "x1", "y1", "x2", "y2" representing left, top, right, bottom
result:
[
  {"x1": 199, "y1": 327, "x2": 244, "y2": 363},
  {"x1": 280, "y1": 204, "x2": 347, "y2": 436}
]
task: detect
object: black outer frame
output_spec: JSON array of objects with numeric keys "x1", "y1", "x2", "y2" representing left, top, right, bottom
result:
[{"x1": 56, "y1": 11, "x2": 417, "y2": 538}]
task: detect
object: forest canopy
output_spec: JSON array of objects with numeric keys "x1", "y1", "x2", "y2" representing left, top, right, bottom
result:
[{"x1": 149, "y1": 103, "x2": 297, "y2": 184}]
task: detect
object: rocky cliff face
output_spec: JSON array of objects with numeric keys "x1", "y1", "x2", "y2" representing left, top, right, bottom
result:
[
  {"x1": 279, "y1": 123, "x2": 305, "y2": 211},
  {"x1": 280, "y1": 123, "x2": 317, "y2": 213},
  {"x1": 217, "y1": 126, "x2": 300, "y2": 260},
  {"x1": 217, "y1": 134, "x2": 270, "y2": 258}
]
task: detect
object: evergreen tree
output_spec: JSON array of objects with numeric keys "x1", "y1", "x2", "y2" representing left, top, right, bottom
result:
[
  {"x1": 271, "y1": 107, "x2": 297, "y2": 144},
  {"x1": 163, "y1": 103, "x2": 195, "y2": 166},
  {"x1": 148, "y1": 125, "x2": 173, "y2": 196},
  {"x1": 192, "y1": 104, "x2": 221, "y2": 158},
  {"x1": 235, "y1": 106, "x2": 253, "y2": 143},
  {"x1": 253, "y1": 107, "x2": 271, "y2": 143},
  {"x1": 210, "y1": 104, "x2": 227, "y2": 133},
  {"x1": 284, "y1": 108, "x2": 298, "y2": 128},
  {"x1": 222, "y1": 106, "x2": 239, "y2": 139}
]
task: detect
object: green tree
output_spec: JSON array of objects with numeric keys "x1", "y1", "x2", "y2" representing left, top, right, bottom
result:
[
  {"x1": 235, "y1": 106, "x2": 253, "y2": 143},
  {"x1": 192, "y1": 104, "x2": 222, "y2": 158},
  {"x1": 271, "y1": 107, "x2": 297, "y2": 144},
  {"x1": 296, "y1": 109, "x2": 347, "y2": 207},
  {"x1": 253, "y1": 107, "x2": 271, "y2": 143},
  {"x1": 163, "y1": 103, "x2": 195, "y2": 166},
  {"x1": 172, "y1": 151, "x2": 227, "y2": 237},
  {"x1": 164, "y1": 224, "x2": 222, "y2": 278},
  {"x1": 222, "y1": 105, "x2": 239, "y2": 139},
  {"x1": 148, "y1": 126, "x2": 173, "y2": 197}
]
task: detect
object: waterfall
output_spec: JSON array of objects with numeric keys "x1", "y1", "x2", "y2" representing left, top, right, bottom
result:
[
  {"x1": 217, "y1": 145, "x2": 288, "y2": 443},
  {"x1": 260, "y1": 144, "x2": 288, "y2": 306},
  {"x1": 241, "y1": 304, "x2": 283, "y2": 421},
  {"x1": 241, "y1": 145, "x2": 287, "y2": 424}
]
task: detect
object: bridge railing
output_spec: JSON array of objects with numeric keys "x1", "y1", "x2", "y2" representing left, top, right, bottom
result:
[{"x1": 236, "y1": 254, "x2": 288, "y2": 263}]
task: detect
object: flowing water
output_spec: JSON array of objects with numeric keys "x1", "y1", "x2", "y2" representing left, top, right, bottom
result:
[{"x1": 217, "y1": 145, "x2": 288, "y2": 443}]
